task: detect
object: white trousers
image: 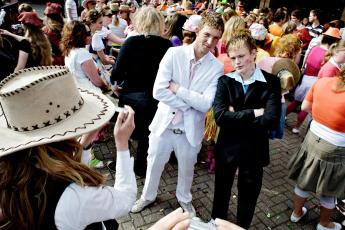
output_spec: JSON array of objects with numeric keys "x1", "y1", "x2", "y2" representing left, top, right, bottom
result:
[{"x1": 141, "y1": 129, "x2": 202, "y2": 203}]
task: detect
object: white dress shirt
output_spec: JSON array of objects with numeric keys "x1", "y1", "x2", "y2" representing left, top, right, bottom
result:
[{"x1": 54, "y1": 150, "x2": 137, "y2": 229}]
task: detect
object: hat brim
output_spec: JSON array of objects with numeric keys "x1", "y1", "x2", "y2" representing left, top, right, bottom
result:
[
  {"x1": 83, "y1": 0, "x2": 94, "y2": 9},
  {"x1": 0, "y1": 88, "x2": 115, "y2": 157},
  {"x1": 272, "y1": 58, "x2": 300, "y2": 91}
]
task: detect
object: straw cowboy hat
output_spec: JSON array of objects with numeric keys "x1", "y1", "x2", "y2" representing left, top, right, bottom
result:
[
  {"x1": 272, "y1": 58, "x2": 301, "y2": 92},
  {"x1": 0, "y1": 66, "x2": 115, "y2": 157},
  {"x1": 119, "y1": 5, "x2": 130, "y2": 12}
]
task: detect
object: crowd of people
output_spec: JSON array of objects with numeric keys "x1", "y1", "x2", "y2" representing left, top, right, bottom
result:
[{"x1": 0, "y1": 0, "x2": 344, "y2": 229}]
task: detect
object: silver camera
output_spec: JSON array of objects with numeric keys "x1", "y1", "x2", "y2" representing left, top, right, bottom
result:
[{"x1": 188, "y1": 217, "x2": 217, "y2": 230}]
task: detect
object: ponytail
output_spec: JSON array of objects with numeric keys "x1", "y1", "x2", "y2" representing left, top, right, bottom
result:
[{"x1": 322, "y1": 42, "x2": 337, "y2": 65}]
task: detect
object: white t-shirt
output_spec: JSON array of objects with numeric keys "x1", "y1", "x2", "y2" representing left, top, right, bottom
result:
[
  {"x1": 108, "y1": 18, "x2": 127, "y2": 46},
  {"x1": 65, "y1": 48, "x2": 101, "y2": 93},
  {"x1": 55, "y1": 150, "x2": 137, "y2": 229},
  {"x1": 110, "y1": 18, "x2": 128, "y2": 35},
  {"x1": 65, "y1": 0, "x2": 78, "y2": 21}
]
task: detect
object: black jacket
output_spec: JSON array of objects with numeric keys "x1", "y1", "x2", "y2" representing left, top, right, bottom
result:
[{"x1": 213, "y1": 70, "x2": 281, "y2": 167}]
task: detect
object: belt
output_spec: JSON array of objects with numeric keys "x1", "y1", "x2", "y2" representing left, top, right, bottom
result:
[{"x1": 169, "y1": 128, "x2": 184, "y2": 134}]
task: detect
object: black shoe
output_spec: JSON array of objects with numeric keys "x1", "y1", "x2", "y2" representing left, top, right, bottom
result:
[{"x1": 134, "y1": 162, "x2": 147, "y2": 177}]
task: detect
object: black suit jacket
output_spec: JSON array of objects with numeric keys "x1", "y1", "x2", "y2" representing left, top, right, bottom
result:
[{"x1": 213, "y1": 70, "x2": 281, "y2": 167}]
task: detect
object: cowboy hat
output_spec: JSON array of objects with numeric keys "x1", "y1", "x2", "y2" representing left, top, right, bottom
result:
[
  {"x1": 322, "y1": 27, "x2": 341, "y2": 39},
  {"x1": 0, "y1": 66, "x2": 115, "y2": 157},
  {"x1": 18, "y1": 11, "x2": 43, "y2": 28},
  {"x1": 272, "y1": 58, "x2": 301, "y2": 92},
  {"x1": 82, "y1": 0, "x2": 96, "y2": 9},
  {"x1": 110, "y1": 3, "x2": 119, "y2": 12},
  {"x1": 119, "y1": 4, "x2": 130, "y2": 12},
  {"x1": 182, "y1": 15, "x2": 202, "y2": 33},
  {"x1": 44, "y1": 2, "x2": 63, "y2": 15}
]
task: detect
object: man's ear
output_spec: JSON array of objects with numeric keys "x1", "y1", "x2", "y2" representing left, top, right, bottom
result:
[{"x1": 195, "y1": 27, "x2": 200, "y2": 35}]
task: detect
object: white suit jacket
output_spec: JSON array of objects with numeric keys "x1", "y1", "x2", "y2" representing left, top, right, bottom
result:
[{"x1": 149, "y1": 44, "x2": 223, "y2": 147}]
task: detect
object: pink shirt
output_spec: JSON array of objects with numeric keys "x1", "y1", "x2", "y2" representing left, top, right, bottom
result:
[
  {"x1": 305, "y1": 46, "x2": 327, "y2": 76},
  {"x1": 318, "y1": 59, "x2": 341, "y2": 78}
]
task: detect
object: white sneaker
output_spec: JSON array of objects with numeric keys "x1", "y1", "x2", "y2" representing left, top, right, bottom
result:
[
  {"x1": 292, "y1": 128, "x2": 300, "y2": 134},
  {"x1": 178, "y1": 201, "x2": 196, "y2": 217},
  {"x1": 131, "y1": 198, "x2": 154, "y2": 213},
  {"x1": 316, "y1": 222, "x2": 342, "y2": 230}
]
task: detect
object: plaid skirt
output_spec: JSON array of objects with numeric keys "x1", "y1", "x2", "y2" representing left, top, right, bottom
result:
[{"x1": 288, "y1": 130, "x2": 345, "y2": 199}]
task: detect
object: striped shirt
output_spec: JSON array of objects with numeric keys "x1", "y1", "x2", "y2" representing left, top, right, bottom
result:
[
  {"x1": 65, "y1": 0, "x2": 78, "y2": 21},
  {"x1": 306, "y1": 24, "x2": 323, "y2": 39}
]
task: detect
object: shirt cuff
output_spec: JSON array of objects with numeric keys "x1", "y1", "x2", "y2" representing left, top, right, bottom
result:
[{"x1": 176, "y1": 86, "x2": 188, "y2": 99}]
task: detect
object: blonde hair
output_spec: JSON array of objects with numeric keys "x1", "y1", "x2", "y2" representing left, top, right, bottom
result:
[
  {"x1": 18, "y1": 3, "x2": 33, "y2": 13},
  {"x1": 227, "y1": 30, "x2": 257, "y2": 55},
  {"x1": 281, "y1": 21, "x2": 297, "y2": 36},
  {"x1": 274, "y1": 34, "x2": 301, "y2": 59},
  {"x1": 323, "y1": 40, "x2": 345, "y2": 65},
  {"x1": 199, "y1": 11, "x2": 224, "y2": 33},
  {"x1": 221, "y1": 16, "x2": 246, "y2": 44},
  {"x1": 134, "y1": 6, "x2": 164, "y2": 36},
  {"x1": 334, "y1": 65, "x2": 345, "y2": 92},
  {"x1": 0, "y1": 139, "x2": 105, "y2": 229},
  {"x1": 44, "y1": 14, "x2": 64, "y2": 34},
  {"x1": 24, "y1": 25, "x2": 52, "y2": 66}
]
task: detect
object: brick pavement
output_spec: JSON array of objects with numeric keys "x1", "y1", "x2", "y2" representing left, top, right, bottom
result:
[{"x1": 93, "y1": 114, "x2": 345, "y2": 230}]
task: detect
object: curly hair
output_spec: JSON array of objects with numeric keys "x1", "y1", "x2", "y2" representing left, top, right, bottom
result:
[
  {"x1": 60, "y1": 21, "x2": 89, "y2": 56},
  {"x1": 83, "y1": 9, "x2": 102, "y2": 26},
  {"x1": 274, "y1": 34, "x2": 301, "y2": 59},
  {"x1": 199, "y1": 11, "x2": 224, "y2": 33},
  {"x1": 0, "y1": 139, "x2": 105, "y2": 229},
  {"x1": 24, "y1": 25, "x2": 52, "y2": 66}
]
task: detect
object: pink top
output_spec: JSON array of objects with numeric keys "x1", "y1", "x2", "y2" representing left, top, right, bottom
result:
[
  {"x1": 318, "y1": 60, "x2": 341, "y2": 78},
  {"x1": 257, "y1": 56, "x2": 281, "y2": 73},
  {"x1": 305, "y1": 46, "x2": 327, "y2": 76},
  {"x1": 217, "y1": 41, "x2": 227, "y2": 55}
]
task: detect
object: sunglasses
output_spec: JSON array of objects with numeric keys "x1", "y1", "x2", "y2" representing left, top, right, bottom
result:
[
  {"x1": 89, "y1": 1, "x2": 96, "y2": 5},
  {"x1": 104, "y1": 14, "x2": 113, "y2": 17}
]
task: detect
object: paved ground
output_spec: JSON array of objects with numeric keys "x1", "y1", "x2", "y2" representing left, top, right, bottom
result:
[
  {"x1": 93, "y1": 113, "x2": 344, "y2": 230},
  {"x1": 21, "y1": 4, "x2": 344, "y2": 229}
]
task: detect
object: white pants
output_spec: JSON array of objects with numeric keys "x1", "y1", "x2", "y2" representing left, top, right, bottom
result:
[{"x1": 141, "y1": 129, "x2": 202, "y2": 203}]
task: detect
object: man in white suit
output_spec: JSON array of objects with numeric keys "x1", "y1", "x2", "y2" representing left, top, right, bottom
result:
[{"x1": 131, "y1": 12, "x2": 224, "y2": 216}]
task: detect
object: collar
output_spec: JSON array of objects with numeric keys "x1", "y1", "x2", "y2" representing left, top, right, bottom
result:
[
  {"x1": 186, "y1": 42, "x2": 210, "y2": 64},
  {"x1": 329, "y1": 57, "x2": 342, "y2": 70},
  {"x1": 226, "y1": 66, "x2": 266, "y2": 85}
]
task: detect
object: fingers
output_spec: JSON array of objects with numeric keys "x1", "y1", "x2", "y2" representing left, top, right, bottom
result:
[
  {"x1": 123, "y1": 105, "x2": 134, "y2": 125},
  {"x1": 160, "y1": 208, "x2": 190, "y2": 229},
  {"x1": 215, "y1": 218, "x2": 245, "y2": 230},
  {"x1": 115, "y1": 110, "x2": 125, "y2": 125},
  {"x1": 171, "y1": 218, "x2": 190, "y2": 230}
]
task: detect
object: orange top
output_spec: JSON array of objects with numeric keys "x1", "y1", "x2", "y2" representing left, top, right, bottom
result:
[
  {"x1": 269, "y1": 23, "x2": 282, "y2": 37},
  {"x1": 217, "y1": 53, "x2": 234, "y2": 74},
  {"x1": 305, "y1": 77, "x2": 345, "y2": 132}
]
